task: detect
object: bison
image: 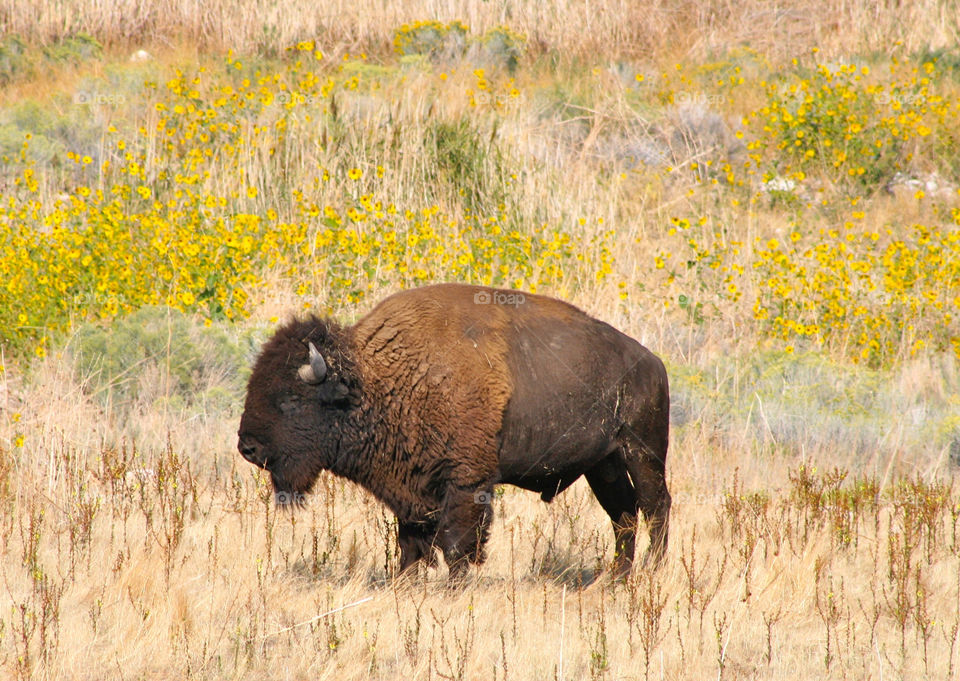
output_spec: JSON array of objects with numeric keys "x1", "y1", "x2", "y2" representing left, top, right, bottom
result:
[{"x1": 238, "y1": 283, "x2": 670, "y2": 578}]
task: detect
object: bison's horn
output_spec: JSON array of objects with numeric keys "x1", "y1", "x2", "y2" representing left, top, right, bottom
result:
[{"x1": 298, "y1": 342, "x2": 328, "y2": 384}]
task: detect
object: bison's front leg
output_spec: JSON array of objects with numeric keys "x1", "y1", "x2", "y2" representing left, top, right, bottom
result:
[
  {"x1": 397, "y1": 521, "x2": 438, "y2": 575},
  {"x1": 437, "y1": 486, "x2": 494, "y2": 581}
]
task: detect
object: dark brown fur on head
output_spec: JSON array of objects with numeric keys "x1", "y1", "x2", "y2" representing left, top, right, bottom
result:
[{"x1": 237, "y1": 315, "x2": 358, "y2": 500}]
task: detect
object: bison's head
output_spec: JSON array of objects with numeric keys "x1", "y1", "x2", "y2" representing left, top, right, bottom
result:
[{"x1": 237, "y1": 317, "x2": 357, "y2": 505}]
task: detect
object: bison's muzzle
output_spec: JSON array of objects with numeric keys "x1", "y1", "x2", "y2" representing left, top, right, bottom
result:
[{"x1": 237, "y1": 435, "x2": 268, "y2": 469}]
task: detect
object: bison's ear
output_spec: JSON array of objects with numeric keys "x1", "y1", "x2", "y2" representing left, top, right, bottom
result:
[{"x1": 317, "y1": 378, "x2": 351, "y2": 406}]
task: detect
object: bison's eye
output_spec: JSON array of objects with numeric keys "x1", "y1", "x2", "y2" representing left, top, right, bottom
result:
[{"x1": 277, "y1": 394, "x2": 301, "y2": 415}]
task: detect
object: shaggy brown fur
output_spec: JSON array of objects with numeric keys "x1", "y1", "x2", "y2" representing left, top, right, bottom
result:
[{"x1": 238, "y1": 283, "x2": 670, "y2": 578}]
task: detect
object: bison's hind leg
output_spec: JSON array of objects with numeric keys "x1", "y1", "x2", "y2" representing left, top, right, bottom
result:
[
  {"x1": 584, "y1": 451, "x2": 639, "y2": 577},
  {"x1": 622, "y1": 438, "x2": 671, "y2": 569},
  {"x1": 437, "y1": 486, "x2": 494, "y2": 582}
]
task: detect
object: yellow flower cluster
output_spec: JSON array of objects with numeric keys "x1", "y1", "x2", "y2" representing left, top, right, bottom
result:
[
  {"x1": 748, "y1": 57, "x2": 951, "y2": 191},
  {"x1": 752, "y1": 221, "x2": 959, "y2": 363},
  {"x1": 1, "y1": 189, "x2": 599, "y2": 358},
  {"x1": 647, "y1": 51, "x2": 959, "y2": 365},
  {"x1": 2, "y1": 187, "x2": 602, "y2": 356},
  {"x1": 392, "y1": 20, "x2": 469, "y2": 56},
  {"x1": 0, "y1": 43, "x2": 607, "y2": 357},
  {"x1": 302, "y1": 200, "x2": 592, "y2": 303},
  {"x1": 661, "y1": 213, "x2": 959, "y2": 365},
  {"x1": 2, "y1": 35, "x2": 957, "y2": 369}
]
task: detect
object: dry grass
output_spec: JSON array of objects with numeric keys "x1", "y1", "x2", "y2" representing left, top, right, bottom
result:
[
  {"x1": 1, "y1": 0, "x2": 958, "y2": 63},
  {"x1": 2, "y1": 318, "x2": 959, "y2": 680}
]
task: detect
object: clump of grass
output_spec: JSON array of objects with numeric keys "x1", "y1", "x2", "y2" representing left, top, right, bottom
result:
[
  {"x1": 424, "y1": 116, "x2": 507, "y2": 214},
  {"x1": 469, "y1": 26, "x2": 525, "y2": 72}
]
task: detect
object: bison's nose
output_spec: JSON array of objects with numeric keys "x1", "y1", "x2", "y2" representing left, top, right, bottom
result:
[{"x1": 238, "y1": 436, "x2": 267, "y2": 467}]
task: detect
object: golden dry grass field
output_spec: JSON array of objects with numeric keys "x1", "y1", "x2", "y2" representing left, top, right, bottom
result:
[{"x1": 1, "y1": 1, "x2": 960, "y2": 679}]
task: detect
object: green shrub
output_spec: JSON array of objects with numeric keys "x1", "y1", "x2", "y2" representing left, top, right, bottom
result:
[
  {"x1": 476, "y1": 26, "x2": 524, "y2": 72},
  {"x1": 42, "y1": 33, "x2": 102, "y2": 63},
  {"x1": 0, "y1": 34, "x2": 31, "y2": 84},
  {"x1": 0, "y1": 33, "x2": 101, "y2": 86},
  {"x1": 393, "y1": 20, "x2": 468, "y2": 59},
  {"x1": 71, "y1": 306, "x2": 255, "y2": 414}
]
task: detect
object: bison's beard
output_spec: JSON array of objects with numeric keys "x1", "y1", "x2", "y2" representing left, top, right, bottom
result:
[
  {"x1": 264, "y1": 437, "x2": 342, "y2": 509},
  {"x1": 269, "y1": 466, "x2": 319, "y2": 509},
  {"x1": 271, "y1": 487, "x2": 308, "y2": 508}
]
